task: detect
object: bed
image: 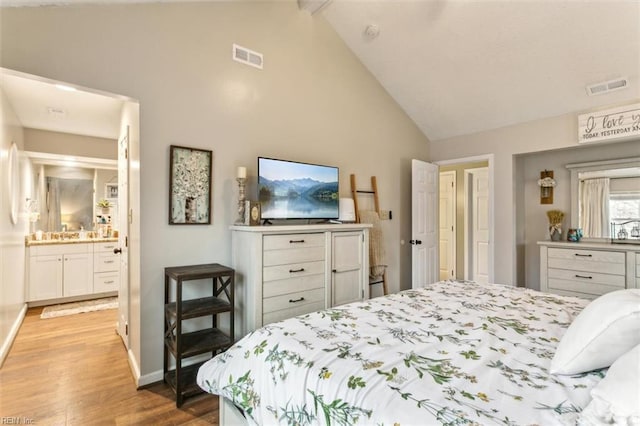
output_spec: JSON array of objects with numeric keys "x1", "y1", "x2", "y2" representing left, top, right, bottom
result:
[{"x1": 196, "y1": 279, "x2": 639, "y2": 425}]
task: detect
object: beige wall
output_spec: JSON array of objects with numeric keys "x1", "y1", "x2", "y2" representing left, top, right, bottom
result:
[
  {"x1": 24, "y1": 128, "x2": 117, "y2": 159},
  {"x1": 431, "y1": 111, "x2": 640, "y2": 287},
  {"x1": 0, "y1": 86, "x2": 29, "y2": 366},
  {"x1": 0, "y1": 2, "x2": 429, "y2": 379},
  {"x1": 439, "y1": 161, "x2": 488, "y2": 279}
]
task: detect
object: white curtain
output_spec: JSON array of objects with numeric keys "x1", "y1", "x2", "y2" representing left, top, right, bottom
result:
[
  {"x1": 579, "y1": 177, "x2": 610, "y2": 238},
  {"x1": 46, "y1": 177, "x2": 61, "y2": 232}
]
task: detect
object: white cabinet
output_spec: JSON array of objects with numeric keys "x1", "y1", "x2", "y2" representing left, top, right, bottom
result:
[
  {"x1": 539, "y1": 241, "x2": 638, "y2": 299},
  {"x1": 28, "y1": 254, "x2": 63, "y2": 301},
  {"x1": 28, "y1": 243, "x2": 93, "y2": 301},
  {"x1": 231, "y1": 224, "x2": 370, "y2": 338},
  {"x1": 93, "y1": 242, "x2": 120, "y2": 293},
  {"x1": 331, "y1": 231, "x2": 366, "y2": 307}
]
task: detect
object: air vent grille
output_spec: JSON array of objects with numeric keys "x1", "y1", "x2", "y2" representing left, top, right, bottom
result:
[
  {"x1": 233, "y1": 44, "x2": 263, "y2": 70},
  {"x1": 586, "y1": 77, "x2": 629, "y2": 96}
]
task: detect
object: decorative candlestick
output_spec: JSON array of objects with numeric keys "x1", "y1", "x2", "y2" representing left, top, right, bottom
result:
[{"x1": 236, "y1": 177, "x2": 246, "y2": 224}]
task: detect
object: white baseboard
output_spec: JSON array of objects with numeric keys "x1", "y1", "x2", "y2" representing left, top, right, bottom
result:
[
  {"x1": 0, "y1": 304, "x2": 27, "y2": 368},
  {"x1": 138, "y1": 368, "x2": 163, "y2": 387},
  {"x1": 127, "y1": 348, "x2": 142, "y2": 386}
]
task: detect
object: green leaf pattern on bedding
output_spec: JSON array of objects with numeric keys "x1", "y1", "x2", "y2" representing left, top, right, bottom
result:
[{"x1": 197, "y1": 280, "x2": 603, "y2": 425}]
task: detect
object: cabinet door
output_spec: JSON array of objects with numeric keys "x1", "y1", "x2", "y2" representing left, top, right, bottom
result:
[
  {"x1": 63, "y1": 253, "x2": 94, "y2": 297},
  {"x1": 29, "y1": 255, "x2": 63, "y2": 301},
  {"x1": 331, "y1": 231, "x2": 364, "y2": 307}
]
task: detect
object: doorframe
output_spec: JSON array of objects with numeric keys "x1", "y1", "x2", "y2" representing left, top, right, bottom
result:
[
  {"x1": 2, "y1": 67, "x2": 141, "y2": 380},
  {"x1": 464, "y1": 167, "x2": 489, "y2": 281},
  {"x1": 435, "y1": 154, "x2": 495, "y2": 284}
]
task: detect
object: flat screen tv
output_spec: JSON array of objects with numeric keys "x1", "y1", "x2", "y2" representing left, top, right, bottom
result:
[{"x1": 258, "y1": 157, "x2": 339, "y2": 220}]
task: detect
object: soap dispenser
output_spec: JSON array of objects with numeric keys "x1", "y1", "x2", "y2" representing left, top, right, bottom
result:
[{"x1": 79, "y1": 226, "x2": 87, "y2": 240}]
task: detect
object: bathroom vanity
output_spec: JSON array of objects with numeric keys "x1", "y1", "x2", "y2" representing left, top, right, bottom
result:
[{"x1": 26, "y1": 238, "x2": 120, "y2": 306}]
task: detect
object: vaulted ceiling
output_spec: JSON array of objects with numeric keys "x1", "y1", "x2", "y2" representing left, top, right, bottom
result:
[
  {"x1": 321, "y1": 0, "x2": 640, "y2": 141},
  {"x1": 2, "y1": 0, "x2": 639, "y2": 142}
]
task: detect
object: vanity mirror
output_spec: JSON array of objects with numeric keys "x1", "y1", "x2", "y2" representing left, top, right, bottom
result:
[
  {"x1": 26, "y1": 151, "x2": 117, "y2": 233},
  {"x1": 567, "y1": 157, "x2": 640, "y2": 241}
]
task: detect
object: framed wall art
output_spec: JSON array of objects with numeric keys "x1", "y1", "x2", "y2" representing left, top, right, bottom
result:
[
  {"x1": 105, "y1": 183, "x2": 119, "y2": 200},
  {"x1": 169, "y1": 145, "x2": 212, "y2": 225}
]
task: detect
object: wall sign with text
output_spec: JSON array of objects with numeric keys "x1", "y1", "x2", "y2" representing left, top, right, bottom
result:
[{"x1": 578, "y1": 103, "x2": 640, "y2": 144}]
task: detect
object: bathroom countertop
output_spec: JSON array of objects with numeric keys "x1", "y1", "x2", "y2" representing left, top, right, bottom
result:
[{"x1": 25, "y1": 237, "x2": 118, "y2": 247}]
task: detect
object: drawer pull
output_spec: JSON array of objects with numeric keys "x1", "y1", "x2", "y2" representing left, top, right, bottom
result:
[
  {"x1": 574, "y1": 253, "x2": 592, "y2": 257},
  {"x1": 289, "y1": 297, "x2": 305, "y2": 303},
  {"x1": 104, "y1": 260, "x2": 115, "y2": 264},
  {"x1": 104, "y1": 280, "x2": 115, "y2": 284},
  {"x1": 289, "y1": 268, "x2": 305, "y2": 273},
  {"x1": 289, "y1": 239, "x2": 305, "y2": 244},
  {"x1": 575, "y1": 274, "x2": 592, "y2": 279}
]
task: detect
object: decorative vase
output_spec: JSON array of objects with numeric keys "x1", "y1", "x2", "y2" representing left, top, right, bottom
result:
[{"x1": 550, "y1": 226, "x2": 562, "y2": 241}]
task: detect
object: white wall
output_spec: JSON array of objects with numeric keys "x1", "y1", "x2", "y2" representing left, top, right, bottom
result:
[
  {"x1": 0, "y1": 2, "x2": 429, "y2": 379},
  {"x1": 431, "y1": 110, "x2": 640, "y2": 287},
  {"x1": 0, "y1": 86, "x2": 30, "y2": 366}
]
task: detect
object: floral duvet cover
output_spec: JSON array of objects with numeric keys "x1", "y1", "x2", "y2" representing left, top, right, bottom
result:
[{"x1": 197, "y1": 280, "x2": 602, "y2": 425}]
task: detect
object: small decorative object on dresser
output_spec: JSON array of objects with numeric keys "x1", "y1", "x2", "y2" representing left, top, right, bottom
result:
[
  {"x1": 546, "y1": 209, "x2": 565, "y2": 241},
  {"x1": 567, "y1": 228, "x2": 583, "y2": 242},
  {"x1": 235, "y1": 167, "x2": 247, "y2": 224},
  {"x1": 244, "y1": 200, "x2": 261, "y2": 226}
]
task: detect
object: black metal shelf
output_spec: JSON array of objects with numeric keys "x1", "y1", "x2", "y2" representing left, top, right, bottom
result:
[
  {"x1": 164, "y1": 362, "x2": 208, "y2": 401},
  {"x1": 165, "y1": 328, "x2": 232, "y2": 358},
  {"x1": 163, "y1": 263, "x2": 235, "y2": 407},
  {"x1": 165, "y1": 296, "x2": 231, "y2": 319}
]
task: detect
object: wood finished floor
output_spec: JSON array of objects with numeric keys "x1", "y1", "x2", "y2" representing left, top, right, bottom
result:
[{"x1": 0, "y1": 307, "x2": 218, "y2": 425}]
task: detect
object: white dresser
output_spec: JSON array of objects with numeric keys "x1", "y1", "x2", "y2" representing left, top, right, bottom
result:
[
  {"x1": 231, "y1": 224, "x2": 370, "y2": 338},
  {"x1": 539, "y1": 241, "x2": 639, "y2": 299}
]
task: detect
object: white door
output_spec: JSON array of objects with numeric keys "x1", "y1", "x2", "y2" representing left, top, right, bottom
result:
[
  {"x1": 411, "y1": 159, "x2": 439, "y2": 289},
  {"x1": 116, "y1": 128, "x2": 130, "y2": 349},
  {"x1": 331, "y1": 231, "x2": 364, "y2": 306},
  {"x1": 439, "y1": 171, "x2": 456, "y2": 280},
  {"x1": 465, "y1": 168, "x2": 489, "y2": 284}
]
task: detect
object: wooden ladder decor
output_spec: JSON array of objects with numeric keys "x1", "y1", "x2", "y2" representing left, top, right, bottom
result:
[{"x1": 350, "y1": 174, "x2": 388, "y2": 296}]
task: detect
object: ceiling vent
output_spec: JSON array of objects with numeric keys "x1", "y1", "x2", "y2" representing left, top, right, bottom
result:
[
  {"x1": 233, "y1": 44, "x2": 263, "y2": 70},
  {"x1": 586, "y1": 77, "x2": 629, "y2": 96},
  {"x1": 47, "y1": 107, "x2": 66, "y2": 118}
]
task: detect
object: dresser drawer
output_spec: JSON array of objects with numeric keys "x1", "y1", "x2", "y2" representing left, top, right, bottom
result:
[
  {"x1": 94, "y1": 271, "x2": 119, "y2": 293},
  {"x1": 263, "y1": 300, "x2": 325, "y2": 325},
  {"x1": 548, "y1": 278, "x2": 621, "y2": 299},
  {"x1": 547, "y1": 248, "x2": 625, "y2": 275},
  {"x1": 263, "y1": 233, "x2": 325, "y2": 251},
  {"x1": 263, "y1": 274, "x2": 325, "y2": 298},
  {"x1": 94, "y1": 252, "x2": 119, "y2": 273},
  {"x1": 262, "y1": 287, "x2": 325, "y2": 325},
  {"x1": 263, "y1": 260, "x2": 324, "y2": 282},
  {"x1": 263, "y1": 246, "x2": 325, "y2": 267},
  {"x1": 548, "y1": 268, "x2": 625, "y2": 288}
]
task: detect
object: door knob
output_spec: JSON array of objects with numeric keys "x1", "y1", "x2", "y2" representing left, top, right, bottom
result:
[
  {"x1": 113, "y1": 248, "x2": 122, "y2": 254},
  {"x1": 409, "y1": 240, "x2": 422, "y2": 245}
]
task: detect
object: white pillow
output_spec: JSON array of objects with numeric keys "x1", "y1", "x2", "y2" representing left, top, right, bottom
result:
[
  {"x1": 578, "y1": 344, "x2": 640, "y2": 425},
  {"x1": 550, "y1": 289, "x2": 640, "y2": 375}
]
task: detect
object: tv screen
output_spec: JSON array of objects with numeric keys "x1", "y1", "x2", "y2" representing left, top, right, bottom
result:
[{"x1": 258, "y1": 157, "x2": 339, "y2": 220}]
